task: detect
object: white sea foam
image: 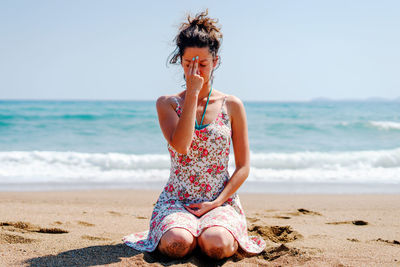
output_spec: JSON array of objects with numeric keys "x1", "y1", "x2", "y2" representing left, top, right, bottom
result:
[
  {"x1": 249, "y1": 148, "x2": 400, "y2": 183},
  {"x1": 0, "y1": 151, "x2": 170, "y2": 184},
  {"x1": 369, "y1": 121, "x2": 400, "y2": 130},
  {"x1": 250, "y1": 148, "x2": 400, "y2": 169},
  {"x1": 0, "y1": 148, "x2": 399, "y2": 185}
]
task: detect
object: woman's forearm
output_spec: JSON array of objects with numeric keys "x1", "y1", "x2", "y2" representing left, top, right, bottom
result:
[
  {"x1": 171, "y1": 92, "x2": 198, "y2": 154},
  {"x1": 212, "y1": 165, "x2": 250, "y2": 206}
]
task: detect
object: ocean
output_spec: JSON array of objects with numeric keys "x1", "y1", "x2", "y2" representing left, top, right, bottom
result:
[{"x1": 1, "y1": 100, "x2": 399, "y2": 193}]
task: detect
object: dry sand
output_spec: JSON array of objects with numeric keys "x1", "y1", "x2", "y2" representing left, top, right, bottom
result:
[{"x1": 0, "y1": 189, "x2": 399, "y2": 266}]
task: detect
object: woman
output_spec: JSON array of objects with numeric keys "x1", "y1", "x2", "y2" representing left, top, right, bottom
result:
[{"x1": 123, "y1": 9, "x2": 265, "y2": 260}]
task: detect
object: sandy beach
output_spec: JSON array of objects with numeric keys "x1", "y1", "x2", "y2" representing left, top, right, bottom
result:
[{"x1": 0, "y1": 189, "x2": 399, "y2": 266}]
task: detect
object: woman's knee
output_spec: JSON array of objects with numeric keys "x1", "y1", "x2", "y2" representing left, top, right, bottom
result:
[
  {"x1": 198, "y1": 226, "x2": 238, "y2": 259},
  {"x1": 158, "y1": 228, "x2": 197, "y2": 258}
]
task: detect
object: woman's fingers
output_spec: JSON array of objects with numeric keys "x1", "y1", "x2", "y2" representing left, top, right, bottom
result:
[
  {"x1": 185, "y1": 203, "x2": 199, "y2": 210},
  {"x1": 188, "y1": 57, "x2": 194, "y2": 76},
  {"x1": 184, "y1": 204, "x2": 198, "y2": 215},
  {"x1": 184, "y1": 203, "x2": 211, "y2": 217},
  {"x1": 191, "y1": 57, "x2": 197, "y2": 76},
  {"x1": 184, "y1": 201, "x2": 217, "y2": 218},
  {"x1": 194, "y1": 56, "x2": 199, "y2": 75},
  {"x1": 188, "y1": 56, "x2": 200, "y2": 77},
  {"x1": 188, "y1": 203, "x2": 200, "y2": 209}
]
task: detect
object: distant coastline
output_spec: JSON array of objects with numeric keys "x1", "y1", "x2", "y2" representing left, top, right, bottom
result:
[
  {"x1": 1, "y1": 97, "x2": 399, "y2": 103},
  {"x1": 310, "y1": 96, "x2": 400, "y2": 102}
]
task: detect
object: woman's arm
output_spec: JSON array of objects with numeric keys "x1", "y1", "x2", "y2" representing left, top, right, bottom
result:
[
  {"x1": 156, "y1": 92, "x2": 198, "y2": 154},
  {"x1": 156, "y1": 57, "x2": 203, "y2": 154},
  {"x1": 212, "y1": 95, "x2": 250, "y2": 206}
]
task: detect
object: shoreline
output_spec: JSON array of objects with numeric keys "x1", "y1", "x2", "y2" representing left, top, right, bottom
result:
[
  {"x1": 1, "y1": 181, "x2": 400, "y2": 194},
  {"x1": 1, "y1": 189, "x2": 399, "y2": 266}
]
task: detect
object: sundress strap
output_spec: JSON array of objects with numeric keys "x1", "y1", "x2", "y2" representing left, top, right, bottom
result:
[
  {"x1": 221, "y1": 96, "x2": 227, "y2": 113},
  {"x1": 172, "y1": 97, "x2": 181, "y2": 114}
]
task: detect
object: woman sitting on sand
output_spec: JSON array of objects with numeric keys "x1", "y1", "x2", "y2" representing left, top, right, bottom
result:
[{"x1": 123, "y1": 9, "x2": 265, "y2": 259}]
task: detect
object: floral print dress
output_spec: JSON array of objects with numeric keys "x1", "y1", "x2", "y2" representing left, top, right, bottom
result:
[{"x1": 122, "y1": 96, "x2": 266, "y2": 254}]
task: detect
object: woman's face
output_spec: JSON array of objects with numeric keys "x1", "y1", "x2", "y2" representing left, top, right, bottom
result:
[{"x1": 181, "y1": 47, "x2": 218, "y2": 85}]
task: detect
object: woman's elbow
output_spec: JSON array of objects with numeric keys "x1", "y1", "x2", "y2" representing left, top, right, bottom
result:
[
  {"x1": 244, "y1": 166, "x2": 250, "y2": 178},
  {"x1": 238, "y1": 164, "x2": 250, "y2": 178},
  {"x1": 169, "y1": 141, "x2": 190, "y2": 155},
  {"x1": 175, "y1": 147, "x2": 189, "y2": 155}
]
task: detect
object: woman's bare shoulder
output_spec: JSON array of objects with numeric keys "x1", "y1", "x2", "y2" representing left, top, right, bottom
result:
[
  {"x1": 212, "y1": 89, "x2": 242, "y2": 106},
  {"x1": 224, "y1": 94, "x2": 245, "y2": 116},
  {"x1": 156, "y1": 94, "x2": 183, "y2": 110}
]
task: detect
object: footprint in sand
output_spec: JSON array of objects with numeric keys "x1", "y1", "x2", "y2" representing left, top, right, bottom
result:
[
  {"x1": 81, "y1": 235, "x2": 111, "y2": 241},
  {"x1": 233, "y1": 243, "x2": 311, "y2": 264},
  {"x1": 76, "y1": 220, "x2": 95, "y2": 227},
  {"x1": 0, "y1": 221, "x2": 68, "y2": 234},
  {"x1": 258, "y1": 244, "x2": 308, "y2": 262},
  {"x1": 36, "y1": 228, "x2": 69, "y2": 233},
  {"x1": 287, "y1": 208, "x2": 322, "y2": 216},
  {"x1": 254, "y1": 209, "x2": 315, "y2": 220},
  {"x1": 248, "y1": 215, "x2": 291, "y2": 221},
  {"x1": 0, "y1": 233, "x2": 37, "y2": 244},
  {"x1": 108, "y1": 211, "x2": 122, "y2": 216},
  {"x1": 326, "y1": 220, "x2": 368, "y2": 226},
  {"x1": 273, "y1": 216, "x2": 291, "y2": 219},
  {"x1": 248, "y1": 225, "x2": 303, "y2": 243},
  {"x1": 372, "y1": 238, "x2": 400, "y2": 246},
  {"x1": 134, "y1": 215, "x2": 148, "y2": 219}
]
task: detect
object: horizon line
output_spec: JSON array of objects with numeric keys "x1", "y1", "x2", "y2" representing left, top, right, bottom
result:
[{"x1": 1, "y1": 97, "x2": 399, "y2": 103}]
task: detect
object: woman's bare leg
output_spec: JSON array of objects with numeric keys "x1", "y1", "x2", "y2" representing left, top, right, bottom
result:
[
  {"x1": 158, "y1": 228, "x2": 197, "y2": 258},
  {"x1": 198, "y1": 226, "x2": 238, "y2": 259}
]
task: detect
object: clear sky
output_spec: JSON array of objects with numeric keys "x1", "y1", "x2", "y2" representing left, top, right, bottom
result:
[{"x1": 0, "y1": 0, "x2": 399, "y2": 101}]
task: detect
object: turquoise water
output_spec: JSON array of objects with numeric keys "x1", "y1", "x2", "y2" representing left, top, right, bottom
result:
[
  {"x1": 1, "y1": 100, "x2": 400, "y2": 192},
  {"x1": 1, "y1": 100, "x2": 399, "y2": 153}
]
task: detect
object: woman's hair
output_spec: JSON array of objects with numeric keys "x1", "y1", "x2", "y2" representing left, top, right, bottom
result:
[{"x1": 167, "y1": 9, "x2": 223, "y2": 86}]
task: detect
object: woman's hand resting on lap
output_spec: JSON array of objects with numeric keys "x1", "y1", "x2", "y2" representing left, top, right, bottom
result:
[{"x1": 184, "y1": 201, "x2": 218, "y2": 217}]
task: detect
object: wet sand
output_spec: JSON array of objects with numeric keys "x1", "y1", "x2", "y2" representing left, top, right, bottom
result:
[{"x1": 0, "y1": 190, "x2": 399, "y2": 266}]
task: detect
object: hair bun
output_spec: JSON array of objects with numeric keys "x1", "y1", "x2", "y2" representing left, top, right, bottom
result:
[{"x1": 183, "y1": 9, "x2": 222, "y2": 38}]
